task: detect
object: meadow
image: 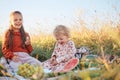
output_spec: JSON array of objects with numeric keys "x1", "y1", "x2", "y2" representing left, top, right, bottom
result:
[
  {"x1": 29, "y1": 22, "x2": 120, "y2": 62},
  {"x1": 30, "y1": 22, "x2": 120, "y2": 80},
  {"x1": 0, "y1": 20, "x2": 120, "y2": 61},
  {"x1": 0, "y1": 17, "x2": 120, "y2": 80}
]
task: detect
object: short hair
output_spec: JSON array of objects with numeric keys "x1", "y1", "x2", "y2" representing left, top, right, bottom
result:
[{"x1": 53, "y1": 25, "x2": 70, "y2": 38}]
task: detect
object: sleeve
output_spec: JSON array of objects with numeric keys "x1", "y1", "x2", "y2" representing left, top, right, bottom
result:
[
  {"x1": 25, "y1": 45, "x2": 33, "y2": 53},
  {"x1": 2, "y1": 32, "x2": 14, "y2": 59},
  {"x1": 51, "y1": 42, "x2": 58, "y2": 57},
  {"x1": 56, "y1": 41, "x2": 76, "y2": 63},
  {"x1": 25, "y1": 33, "x2": 33, "y2": 54}
]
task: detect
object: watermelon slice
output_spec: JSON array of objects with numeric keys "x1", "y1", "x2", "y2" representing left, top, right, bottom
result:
[{"x1": 61, "y1": 58, "x2": 79, "y2": 72}]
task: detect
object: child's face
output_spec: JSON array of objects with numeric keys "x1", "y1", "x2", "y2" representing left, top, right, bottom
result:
[
  {"x1": 55, "y1": 34, "x2": 68, "y2": 45},
  {"x1": 10, "y1": 13, "x2": 23, "y2": 30}
]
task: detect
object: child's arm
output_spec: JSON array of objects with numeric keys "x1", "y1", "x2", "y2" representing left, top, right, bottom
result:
[
  {"x1": 51, "y1": 43, "x2": 58, "y2": 57},
  {"x1": 2, "y1": 33, "x2": 14, "y2": 59},
  {"x1": 51, "y1": 55, "x2": 56, "y2": 61},
  {"x1": 2, "y1": 38, "x2": 18, "y2": 61},
  {"x1": 50, "y1": 55, "x2": 58, "y2": 65},
  {"x1": 2, "y1": 45, "x2": 20, "y2": 62},
  {"x1": 25, "y1": 33, "x2": 33, "y2": 53},
  {"x1": 2, "y1": 46, "x2": 14, "y2": 59},
  {"x1": 50, "y1": 43, "x2": 59, "y2": 64}
]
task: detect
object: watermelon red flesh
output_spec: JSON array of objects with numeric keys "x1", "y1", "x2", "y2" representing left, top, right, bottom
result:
[{"x1": 62, "y1": 58, "x2": 79, "y2": 72}]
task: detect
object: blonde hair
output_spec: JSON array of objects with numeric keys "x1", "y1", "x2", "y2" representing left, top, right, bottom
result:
[
  {"x1": 53, "y1": 25, "x2": 70, "y2": 38},
  {"x1": 10, "y1": 11, "x2": 23, "y2": 18},
  {"x1": 9, "y1": 11, "x2": 23, "y2": 26}
]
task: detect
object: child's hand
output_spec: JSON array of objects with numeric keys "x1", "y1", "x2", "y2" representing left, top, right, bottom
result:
[
  {"x1": 51, "y1": 56, "x2": 55, "y2": 61},
  {"x1": 12, "y1": 55, "x2": 20, "y2": 62},
  {"x1": 25, "y1": 37, "x2": 31, "y2": 45},
  {"x1": 51, "y1": 59, "x2": 57, "y2": 66},
  {"x1": 50, "y1": 56, "x2": 57, "y2": 65},
  {"x1": 52, "y1": 60, "x2": 58, "y2": 65}
]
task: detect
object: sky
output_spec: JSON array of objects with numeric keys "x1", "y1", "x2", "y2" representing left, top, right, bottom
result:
[{"x1": 0, "y1": 0, "x2": 120, "y2": 35}]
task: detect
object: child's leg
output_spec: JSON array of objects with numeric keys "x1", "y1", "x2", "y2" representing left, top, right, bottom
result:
[
  {"x1": 42, "y1": 59, "x2": 53, "y2": 69},
  {"x1": 8, "y1": 60, "x2": 22, "y2": 72},
  {"x1": 17, "y1": 52, "x2": 42, "y2": 66},
  {"x1": 25, "y1": 56, "x2": 42, "y2": 66}
]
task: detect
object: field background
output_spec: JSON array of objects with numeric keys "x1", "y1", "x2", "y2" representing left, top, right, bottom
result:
[
  {"x1": 0, "y1": 1, "x2": 120, "y2": 79},
  {"x1": 1, "y1": 18, "x2": 120, "y2": 62}
]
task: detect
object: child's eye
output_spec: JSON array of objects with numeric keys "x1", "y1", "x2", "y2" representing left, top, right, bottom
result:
[
  {"x1": 19, "y1": 19, "x2": 22, "y2": 21},
  {"x1": 14, "y1": 19, "x2": 18, "y2": 21},
  {"x1": 60, "y1": 38, "x2": 63, "y2": 40}
]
